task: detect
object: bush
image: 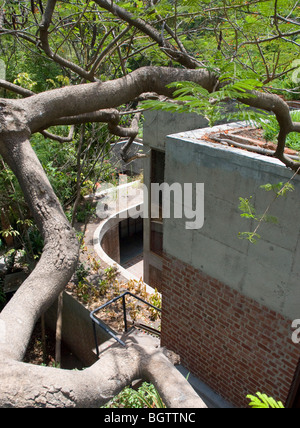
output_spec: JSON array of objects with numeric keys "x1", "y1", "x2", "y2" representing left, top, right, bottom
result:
[{"x1": 102, "y1": 382, "x2": 166, "y2": 408}]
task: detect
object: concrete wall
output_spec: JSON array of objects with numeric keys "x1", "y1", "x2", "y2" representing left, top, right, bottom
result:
[
  {"x1": 142, "y1": 111, "x2": 300, "y2": 406},
  {"x1": 163, "y1": 123, "x2": 300, "y2": 321},
  {"x1": 109, "y1": 141, "x2": 145, "y2": 175},
  {"x1": 158, "y1": 121, "x2": 300, "y2": 407},
  {"x1": 45, "y1": 291, "x2": 111, "y2": 367},
  {"x1": 143, "y1": 111, "x2": 210, "y2": 288}
]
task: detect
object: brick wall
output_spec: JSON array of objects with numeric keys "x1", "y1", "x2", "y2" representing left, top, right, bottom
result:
[
  {"x1": 149, "y1": 264, "x2": 163, "y2": 293},
  {"x1": 161, "y1": 253, "x2": 300, "y2": 408}
]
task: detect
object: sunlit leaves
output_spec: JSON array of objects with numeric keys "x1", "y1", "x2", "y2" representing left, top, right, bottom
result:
[
  {"x1": 247, "y1": 392, "x2": 285, "y2": 409},
  {"x1": 238, "y1": 179, "x2": 295, "y2": 243},
  {"x1": 142, "y1": 77, "x2": 263, "y2": 126}
]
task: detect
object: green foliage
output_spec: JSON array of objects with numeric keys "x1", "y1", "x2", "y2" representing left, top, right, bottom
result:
[
  {"x1": 238, "y1": 197, "x2": 257, "y2": 221},
  {"x1": 30, "y1": 132, "x2": 77, "y2": 206},
  {"x1": 0, "y1": 226, "x2": 20, "y2": 239},
  {"x1": 148, "y1": 288, "x2": 162, "y2": 321},
  {"x1": 247, "y1": 392, "x2": 285, "y2": 409},
  {"x1": 142, "y1": 78, "x2": 263, "y2": 126},
  {"x1": 75, "y1": 202, "x2": 96, "y2": 223},
  {"x1": 75, "y1": 262, "x2": 91, "y2": 283},
  {"x1": 260, "y1": 182, "x2": 295, "y2": 196},
  {"x1": 238, "y1": 231, "x2": 261, "y2": 244},
  {"x1": 13, "y1": 73, "x2": 37, "y2": 91},
  {"x1": 238, "y1": 178, "x2": 295, "y2": 243},
  {"x1": 46, "y1": 75, "x2": 71, "y2": 90},
  {"x1": 260, "y1": 111, "x2": 300, "y2": 151},
  {"x1": 103, "y1": 382, "x2": 166, "y2": 408}
]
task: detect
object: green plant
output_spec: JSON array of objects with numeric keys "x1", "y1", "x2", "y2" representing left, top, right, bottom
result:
[
  {"x1": 103, "y1": 382, "x2": 166, "y2": 408},
  {"x1": 261, "y1": 111, "x2": 300, "y2": 151},
  {"x1": 98, "y1": 278, "x2": 110, "y2": 296},
  {"x1": 75, "y1": 262, "x2": 90, "y2": 283},
  {"x1": 76, "y1": 203, "x2": 96, "y2": 223},
  {"x1": 76, "y1": 281, "x2": 90, "y2": 303},
  {"x1": 149, "y1": 289, "x2": 162, "y2": 321},
  {"x1": 104, "y1": 266, "x2": 118, "y2": 281},
  {"x1": 247, "y1": 392, "x2": 284, "y2": 409},
  {"x1": 238, "y1": 175, "x2": 297, "y2": 244},
  {"x1": 130, "y1": 382, "x2": 166, "y2": 409}
]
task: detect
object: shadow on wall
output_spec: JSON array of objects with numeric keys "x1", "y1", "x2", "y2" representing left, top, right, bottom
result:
[{"x1": 93, "y1": 204, "x2": 147, "y2": 285}]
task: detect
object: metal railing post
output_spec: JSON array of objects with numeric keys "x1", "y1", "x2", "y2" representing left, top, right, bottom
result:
[
  {"x1": 122, "y1": 294, "x2": 128, "y2": 332},
  {"x1": 90, "y1": 291, "x2": 162, "y2": 353},
  {"x1": 92, "y1": 320, "x2": 99, "y2": 358}
]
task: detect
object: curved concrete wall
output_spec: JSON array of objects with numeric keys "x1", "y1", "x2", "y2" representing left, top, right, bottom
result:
[{"x1": 93, "y1": 204, "x2": 145, "y2": 283}]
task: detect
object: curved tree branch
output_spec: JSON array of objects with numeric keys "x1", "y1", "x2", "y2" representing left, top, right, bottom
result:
[
  {"x1": 0, "y1": 79, "x2": 35, "y2": 97},
  {"x1": 0, "y1": 66, "x2": 213, "y2": 408},
  {"x1": 40, "y1": 125, "x2": 75, "y2": 143},
  {"x1": 0, "y1": 134, "x2": 79, "y2": 361},
  {"x1": 21, "y1": 66, "x2": 217, "y2": 133},
  {"x1": 238, "y1": 90, "x2": 300, "y2": 172}
]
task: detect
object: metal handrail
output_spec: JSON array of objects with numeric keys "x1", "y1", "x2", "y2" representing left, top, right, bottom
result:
[{"x1": 90, "y1": 291, "x2": 161, "y2": 357}]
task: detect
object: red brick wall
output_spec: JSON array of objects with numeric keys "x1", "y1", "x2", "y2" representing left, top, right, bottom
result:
[
  {"x1": 149, "y1": 264, "x2": 163, "y2": 293},
  {"x1": 161, "y1": 253, "x2": 300, "y2": 408}
]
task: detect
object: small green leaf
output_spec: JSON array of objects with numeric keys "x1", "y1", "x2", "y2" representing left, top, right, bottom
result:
[{"x1": 238, "y1": 232, "x2": 261, "y2": 243}]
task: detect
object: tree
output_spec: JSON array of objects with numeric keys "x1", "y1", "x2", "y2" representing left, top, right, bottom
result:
[{"x1": 0, "y1": 0, "x2": 299, "y2": 407}]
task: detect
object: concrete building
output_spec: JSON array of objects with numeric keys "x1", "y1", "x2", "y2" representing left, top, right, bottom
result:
[{"x1": 142, "y1": 110, "x2": 300, "y2": 408}]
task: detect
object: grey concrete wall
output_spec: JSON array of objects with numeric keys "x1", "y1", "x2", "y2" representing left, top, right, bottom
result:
[
  {"x1": 45, "y1": 291, "x2": 111, "y2": 367},
  {"x1": 110, "y1": 141, "x2": 145, "y2": 175},
  {"x1": 143, "y1": 111, "x2": 210, "y2": 287},
  {"x1": 143, "y1": 110, "x2": 209, "y2": 151},
  {"x1": 163, "y1": 124, "x2": 300, "y2": 321}
]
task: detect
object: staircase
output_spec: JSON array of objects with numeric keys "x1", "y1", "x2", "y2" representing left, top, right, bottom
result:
[{"x1": 90, "y1": 291, "x2": 161, "y2": 357}]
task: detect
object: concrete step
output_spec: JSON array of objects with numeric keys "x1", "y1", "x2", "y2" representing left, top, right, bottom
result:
[{"x1": 94, "y1": 327, "x2": 160, "y2": 357}]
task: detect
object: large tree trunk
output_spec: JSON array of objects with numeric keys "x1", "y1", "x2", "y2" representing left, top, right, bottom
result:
[
  {"x1": 0, "y1": 63, "x2": 298, "y2": 407},
  {"x1": 0, "y1": 67, "x2": 214, "y2": 408},
  {"x1": 0, "y1": 134, "x2": 79, "y2": 362}
]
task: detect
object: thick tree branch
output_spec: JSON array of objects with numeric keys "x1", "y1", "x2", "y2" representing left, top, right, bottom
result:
[
  {"x1": 0, "y1": 135, "x2": 79, "y2": 361},
  {"x1": 239, "y1": 90, "x2": 300, "y2": 171},
  {"x1": 0, "y1": 79, "x2": 35, "y2": 97},
  {"x1": 20, "y1": 66, "x2": 217, "y2": 133}
]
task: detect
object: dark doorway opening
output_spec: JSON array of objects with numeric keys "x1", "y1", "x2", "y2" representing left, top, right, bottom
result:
[{"x1": 119, "y1": 217, "x2": 143, "y2": 266}]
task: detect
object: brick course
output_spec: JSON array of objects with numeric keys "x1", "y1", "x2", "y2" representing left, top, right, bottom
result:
[{"x1": 161, "y1": 253, "x2": 300, "y2": 408}]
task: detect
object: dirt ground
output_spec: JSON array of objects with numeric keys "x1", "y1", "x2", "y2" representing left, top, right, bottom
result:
[{"x1": 24, "y1": 219, "x2": 161, "y2": 367}]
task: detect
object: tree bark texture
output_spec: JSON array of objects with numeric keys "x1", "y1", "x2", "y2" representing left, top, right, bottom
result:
[{"x1": 0, "y1": 67, "x2": 214, "y2": 408}]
